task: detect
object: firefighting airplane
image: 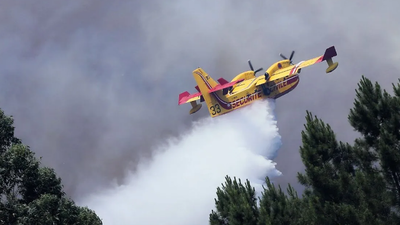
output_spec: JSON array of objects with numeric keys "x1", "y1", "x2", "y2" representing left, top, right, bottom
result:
[{"x1": 178, "y1": 46, "x2": 338, "y2": 117}]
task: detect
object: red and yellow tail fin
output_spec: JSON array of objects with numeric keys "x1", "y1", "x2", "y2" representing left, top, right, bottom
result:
[
  {"x1": 192, "y1": 68, "x2": 217, "y2": 111},
  {"x1": 192, "y1": 68, "x2": 232, "y2": 117}
]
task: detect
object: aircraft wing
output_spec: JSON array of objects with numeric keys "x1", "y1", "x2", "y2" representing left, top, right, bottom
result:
[
  {"x1": 256, "y1": 46, "x2": 337, "y2": 86},
  {"x1": 255, "y1": 63, "x2": 303, "y2": 86},
  {"x1": 178, "y1": 78, "x2": 242, "y2": 105},
  {"x1": 208, "y1": 79, "x2": 244, "y2": 93},
  {"x1": 178, "y1": 91, "x2": 201, "y2": 105}
]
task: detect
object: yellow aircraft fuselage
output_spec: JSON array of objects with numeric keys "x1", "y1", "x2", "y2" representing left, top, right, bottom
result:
[
  {"x1": 192, "y1": 59, "x2": 298, "y2": 117},
  {"x1": 179, "y1": 46, "x2": 338, "y2": 118}
]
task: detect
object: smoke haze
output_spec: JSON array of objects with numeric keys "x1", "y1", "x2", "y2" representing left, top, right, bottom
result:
[
  {"x1": 80, "y1": 99, "x2": 281, "y2": 225},
  {"x1": 1, "y1": 0, "x2": 400, "y2": 209}
]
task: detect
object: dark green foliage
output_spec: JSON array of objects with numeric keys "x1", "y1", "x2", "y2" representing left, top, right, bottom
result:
[
  {"x1": 209, "y1": 75, "x2": 400, "y2": 225},
  {"x1": 19, "y1": 194, "x2": 80, "y2": 224},
  {"x1": 349, "y1": 76, "x2": 400, "y2": 209},
  {"x1": 0, "y1": 108, "x2": 102, "y2": 224},
  {"x1": 296, "y1": 111, "x2": 362, "y2": 225},
  {"x1": 258, "y1": 177, "x2": 302, "y2": 225},
  {"x1": 77, "y1": 207, "x2": 103, "y2": 225},
  {"x1": 348, "y1": 76, "x2": 388, "y2": 146},
  {"x1": 0, "y1": 110, "x2": 20, "y2": 153},
  {"x1": 210, "y1": 176, "x2": 259, "y2": 225},
  {"x1": 297, "y1": 111, "x2": 356, "y2": 204},
  {"x1": 16, "y1": 194, "x2": 101, "y2": 225}
]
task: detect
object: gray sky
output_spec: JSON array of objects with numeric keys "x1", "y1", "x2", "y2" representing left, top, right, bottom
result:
[{"x1": 1, "y1": 0, "x2": 399, "y2": 202}]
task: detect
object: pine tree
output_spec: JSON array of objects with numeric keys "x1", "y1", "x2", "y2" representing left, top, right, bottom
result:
[
  {"x1": 209, "y1": 76, "x2": 400, "y2": 225},
  {"x1": 296, "y1": 111, "x2": 361, "y2": 224},
  {"x1": 209, "y1": 176, "x2": 259, "y2": 225},
  {"x1": 297, "y1": 111, "x2": 356, "y2": 202},
  {"x1": 348, "y1": 76, "x2": 390, "y2": 147},
  {"x1": 349, "y1": 76, "x2": 400, "y2": 211},
  {"x1": 258, "y1": 177, "x2": 303, "y2": 225}
]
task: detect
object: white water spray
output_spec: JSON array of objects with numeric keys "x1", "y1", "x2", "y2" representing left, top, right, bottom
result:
[{"x1": 80, "y1": 99, "x2": 282, "y2": 225}]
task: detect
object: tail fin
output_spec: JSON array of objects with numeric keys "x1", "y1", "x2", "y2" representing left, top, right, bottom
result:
[
  {"x1": 192, "y1": 68, "x2": 218, "y2": 90},
  {"x1": 322, "y1": 46, "x2": 337, "y2": 61},
  {"x1": 192, "y1": 68, "x2": 217, "y2": 107},
  {"x1": 322, "y1": 46, "x2": 339, "y2": 73},
  {"x1": 192, "y1": 68, "x2": 227, "y2": 117}
]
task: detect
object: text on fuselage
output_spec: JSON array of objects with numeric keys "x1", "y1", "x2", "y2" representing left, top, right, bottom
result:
[
  {"x1": 270, "y1": 80, "x2": 288, "y2": 92},
  {"x1": 232, "y1": 91, "x2": 262, "y2": 109}
]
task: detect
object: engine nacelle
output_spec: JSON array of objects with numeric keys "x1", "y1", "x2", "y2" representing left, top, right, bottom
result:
[
  {"x1": 265, "y1": 59, "x2": 291, "y2": 76},
  {"x1": 231, "y1": 71, "x2": 255, "y2": 82}
]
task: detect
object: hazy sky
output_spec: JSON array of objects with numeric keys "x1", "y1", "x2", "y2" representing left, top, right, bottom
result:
[{"x1": 1, "y1": 0, "x2": 399, "y2": 204}]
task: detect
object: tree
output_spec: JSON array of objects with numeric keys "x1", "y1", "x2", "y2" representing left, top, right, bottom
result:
[
  {"x1": 349, "y1": 76, "x2": 400, "y2": 209},
  {"x1": 297, "y1": 111, "x2": 356, "y2": 203},
  {"x1": 17, "y1": 194, "x2": 100, "y2": 225},
  {"x1": 296, "y1": 110, "x2": 395, "y2": 224},
  {"x1": 209, "y1": 176, "x2": 259, "y2": 225},
  {"x1": 0, "y1": 108, "x2": 102, "y2": 224},
  {"x1": 295, "y1": 111, "x2": 363, "y2": 225},
  {"x1": 0, "y1": 109, "x2": 20, "y2": 153},
  {"x1": 258, "y1": 177, "x2": 304, "y2": 225},
  {"x1": 209, "y1": 76, "x2": 400, "y2": 225}
]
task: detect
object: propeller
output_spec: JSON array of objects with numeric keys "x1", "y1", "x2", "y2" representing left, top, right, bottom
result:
[
  {"x1": 248, "y1": 60, "x2": 263, "y2": 75},
  {"x1": 279, "y1": 50, "x2": 295, "y2": 64}
]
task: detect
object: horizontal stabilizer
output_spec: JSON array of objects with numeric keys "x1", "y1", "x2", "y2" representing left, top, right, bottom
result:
[
  {"x1": 178, "y1": 91, "x2": 202, "y2": 105},
  {"x1": 208, "y1": 79, "x2": 244, "y2": 93}
]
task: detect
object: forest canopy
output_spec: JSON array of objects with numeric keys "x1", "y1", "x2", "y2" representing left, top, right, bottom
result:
[
  {"x1": 0, "y1": 109, "x2": 102, "y2": 224},
  {"x1": 210, "y1": 76, "x2": 400, "y2": 225}
]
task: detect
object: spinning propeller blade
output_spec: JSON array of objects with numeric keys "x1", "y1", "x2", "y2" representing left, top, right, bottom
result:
[
  {"x1": 254, "y1": 67, "x2": 263, "y2": 74},
  {"x1": 279, "y1": 50, "x2": 295, "y2": 64},
  {"x1": 248, "y1": 60, "x2": 263, "y2": 75},
  {"x1": 279, "y1": 53, "x2": 287, "y2": 60},
  {"x1": 289, "y1": 50, "x2": 295, "y2": 61},
  {"x1": 248, "y1": 60, "x2": 254, "y2": 71}
]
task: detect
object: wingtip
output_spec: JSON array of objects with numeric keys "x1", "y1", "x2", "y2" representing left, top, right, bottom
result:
[{"x1": 178, "y1": 91, "x2": 190, "y2": 104}]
